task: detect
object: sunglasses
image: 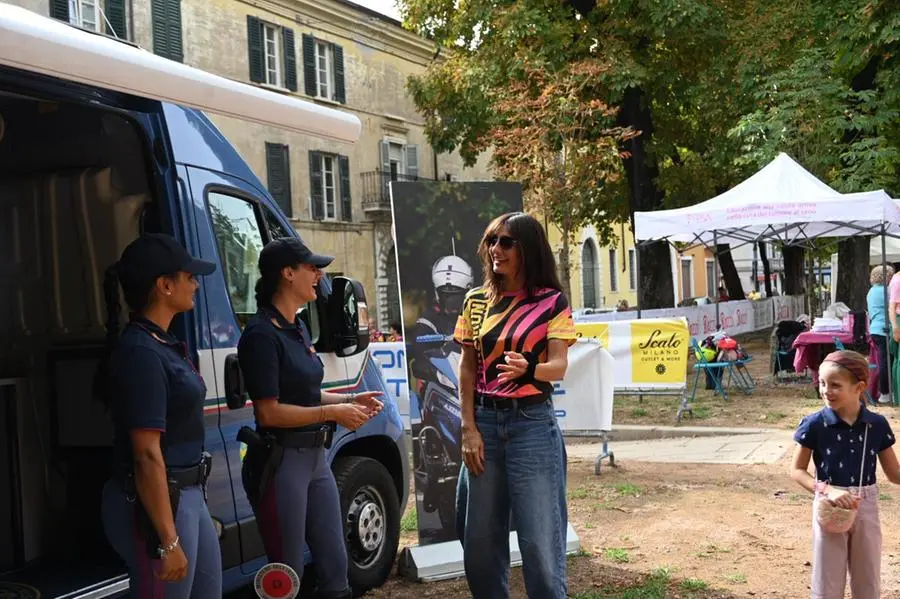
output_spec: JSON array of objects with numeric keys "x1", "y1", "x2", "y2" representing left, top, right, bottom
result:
[{"x1": 485, "y1": 235, "x2": 518, "y2": 250}]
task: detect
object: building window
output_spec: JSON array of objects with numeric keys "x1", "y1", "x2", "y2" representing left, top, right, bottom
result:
[
  {"x1": 51, "y1": 0, "x2": 128, "y2": 38},
  {"x1": 581, "y1": 240, "x2": 597, "y2": 309},
  {"x1": 248, "y1": 16, "x2": 297, "y2": 91},
  {"x1": 706, "y1": 259, "x2": 716, "y2": 298},
  {"x1": 150, "y1": 0, "x2": 183, "y2": 62},
  {"x1": 265, "y1": 142, "x2": 292, "y2": 218},
  {"x1": 309, "y1": 151, "x2": 351, "y2": 222},
  {"x1": 608, "y1": 248, "x2": 618, "y2": 293},
  {"x1": 628, "y1": 248, "x2": 636, "y2": 290},
  {"x1": 681, "y1": 257, "x2": 693, "y2": 300},
  {"x1": 303, "y1": 35, "x2": 346, "y2": 104}
]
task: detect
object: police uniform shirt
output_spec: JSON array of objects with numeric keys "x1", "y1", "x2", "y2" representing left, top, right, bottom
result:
[
  {"x1": 793, "y1": 403, "x2": 896, "y2": 487},
  {"x1": 238, "y1": 305, "x2": 325, "y2": 419},
  {"x1": 109, "y1": 317, "x2": 207, "y2": 469}
]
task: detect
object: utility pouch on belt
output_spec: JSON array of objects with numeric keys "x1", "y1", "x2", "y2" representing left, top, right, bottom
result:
[{"x1": 126, "y1": 457, "x2": 211, "y2": 559}]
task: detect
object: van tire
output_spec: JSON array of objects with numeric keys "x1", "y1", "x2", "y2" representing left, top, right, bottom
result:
[{"x1": 333, "y1": 456, "x2": 400, "y2": 596}]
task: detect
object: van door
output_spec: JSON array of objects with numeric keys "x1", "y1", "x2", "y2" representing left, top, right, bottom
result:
[{"x1": 182, "y1": 165, "x2": 293, "y2": 573}]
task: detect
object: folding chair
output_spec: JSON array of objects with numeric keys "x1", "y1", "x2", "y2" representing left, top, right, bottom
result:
[{"x1": 687, "y1": 337, "x2": 734, "y2": 402}]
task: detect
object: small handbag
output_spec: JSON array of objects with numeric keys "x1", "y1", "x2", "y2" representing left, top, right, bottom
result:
[{"x1": 814, "y1": 423, "x2": 869, "y2": 534}]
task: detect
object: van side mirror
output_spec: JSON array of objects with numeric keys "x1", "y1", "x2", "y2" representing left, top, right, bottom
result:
[
  {"x1": 223, "y1": 353, "x2": 248, "y2": 410},
  {"x1": 328, "y1": 277, "x2": 370, "y2": 358}
]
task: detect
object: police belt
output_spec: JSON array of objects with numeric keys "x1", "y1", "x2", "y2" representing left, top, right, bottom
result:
[
  {"x1": 265, "y1": 425, "x2": 333, "y2": 449},
  {"x1": 115, "y1": 452, "x2": 212, "y2": 491},
  {"x1": 475, "y1": 392, "x2": 548, "y2": 410}
]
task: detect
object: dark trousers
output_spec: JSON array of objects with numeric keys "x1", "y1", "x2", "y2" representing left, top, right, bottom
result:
[
  {"x1": 251, "y1": 447, "x2": 350, "y2": 595},
  {"x1": 873, "y1": 334, "x2": 890, "y2": 394}
]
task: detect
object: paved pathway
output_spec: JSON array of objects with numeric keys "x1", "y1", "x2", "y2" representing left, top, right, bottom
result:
[{"x1": 566, "y1": 428, "x2": 794, "y2": 465}]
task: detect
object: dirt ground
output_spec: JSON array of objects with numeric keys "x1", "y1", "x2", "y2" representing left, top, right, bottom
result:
[{"x1": 366, "y1": 332, "x2": 900, "y2": 598}]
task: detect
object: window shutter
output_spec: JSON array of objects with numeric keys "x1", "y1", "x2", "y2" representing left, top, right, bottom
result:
[
  {"x1": 309, "y1": 151, "x2": 324, "y2": 221},
  {"x1": 283, "y1": 28, "x2": 298, "y2": 92},
  {"x1": 247, "y1": 16, "x2": 264, "y2": 84},
  {"x1": 50, "y1": 0, "x2": 69, "y2": 21},
  {"x1": 152, "y1": 0, "x2": 183, "y2": 62},
  {"x1": 338, "y1": 155, "x2": 351, "y2": 222},
  {"x1": 332, "y1": 44, "x2": 346, "y2": 104},
  {"x1": 266, "y1": 143, "x2": 292, "y2": 218},
  {"x1": 105, "y1": 0, "x2": 127, "y2": 38},
  {"x1": 379, "y1": 140, "x2": 391, "y2": 200},
  {"x1": 405, "y1": 145, "x2": 419, "y2": 179},
  {"x1": 302, "y1": 34, "x2": 317, "y2": 97}
]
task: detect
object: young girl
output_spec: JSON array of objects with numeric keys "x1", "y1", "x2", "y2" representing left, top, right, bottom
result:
[{"x1": 791, "y1": 350, "x2": 900, "y2": 599}]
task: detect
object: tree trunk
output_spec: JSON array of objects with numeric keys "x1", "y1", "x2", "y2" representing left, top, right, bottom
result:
[
  {"x1": 618, "y1": 86, "x2": 675, "y2": 310},
  {"x1": 759, "y1": 242, "x2": 773, "y2": 297},
  {"x1": 835, "y1": 237, "x2": 871, "y2": 311},
  {"x1": 782, "y1": 246, "x2": 806, "y2": 296},
  {"x1": 716, "y1": 244, "x2": 743, "y2": 300},
  {"x1": 559, "y1": 209, "x2": 573, "y2": 302}
]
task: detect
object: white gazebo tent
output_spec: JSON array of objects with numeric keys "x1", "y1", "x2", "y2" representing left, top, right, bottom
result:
[{"x1": 633, "y1": 152, "x2": 900, "y2": 399}]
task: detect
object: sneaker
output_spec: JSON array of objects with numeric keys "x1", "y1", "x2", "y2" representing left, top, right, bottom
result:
[{"x1": 878, "y1": 393, "x2": 892, "y2": 405}]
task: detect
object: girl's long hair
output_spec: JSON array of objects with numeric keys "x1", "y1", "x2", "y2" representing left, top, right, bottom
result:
[{"x1": 477, "y1": 212, "x2": 563, "y2": 303}]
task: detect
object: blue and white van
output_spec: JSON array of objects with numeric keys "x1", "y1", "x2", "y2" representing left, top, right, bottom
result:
[{"x1": 0, "y1": 4, "x2": 408, "y2": 597}]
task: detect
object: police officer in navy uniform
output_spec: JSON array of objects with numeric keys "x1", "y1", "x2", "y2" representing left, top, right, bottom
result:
[
  {"x1": 96, "y1": 234, "x2": 222, "y2": 598},
  {"x1": 237, "y1": 237, "x2": 383, "y2": 599}
]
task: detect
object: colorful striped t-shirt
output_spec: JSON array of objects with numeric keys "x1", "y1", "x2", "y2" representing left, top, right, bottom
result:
[{"x1": 453, "y1": 286, "x2": 577, "y2": 399}]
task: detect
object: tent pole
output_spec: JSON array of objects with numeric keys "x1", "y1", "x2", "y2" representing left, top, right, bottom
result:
[
  {"x1": 883, "y1": 224, "x2": 893, "y2": 405},
  {"x1": 636, "y1": 242, "x2": 642, "y2": 319},
  {"x1": 713, "y1": 230, "x2": 721, "y2": 329}
]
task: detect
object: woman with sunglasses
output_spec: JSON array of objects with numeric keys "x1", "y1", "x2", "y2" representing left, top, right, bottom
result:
[
  {"x1": 453, "y1": 212, "x2": 577, "y2": 598},
  {"x1": 237, "y1": 237, "x2": 383, "y2": 599}
]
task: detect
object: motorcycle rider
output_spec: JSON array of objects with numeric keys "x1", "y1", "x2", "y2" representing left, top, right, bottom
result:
[{"x1": 410, "y1": 255, "x2": 474, "y2": 344}]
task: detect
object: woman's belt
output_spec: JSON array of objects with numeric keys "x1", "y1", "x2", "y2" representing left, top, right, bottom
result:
[{"x1": 475, "y1": 393, "x2": 549, "y2": 410}]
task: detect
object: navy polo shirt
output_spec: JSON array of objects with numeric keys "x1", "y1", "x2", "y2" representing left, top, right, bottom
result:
[
  {"x1": 237, "y1": 304, "x2": 325, "y2": 430},
  {"x1": 109, "y1": 317, "x2": 207, "y2": 469},
  {"x1": 794, "y1": 404, "x2": 896, "y2": 487}
]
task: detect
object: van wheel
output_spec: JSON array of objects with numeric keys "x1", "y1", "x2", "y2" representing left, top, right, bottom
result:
[{"x1": 334, "y1": 456, "x2": 400, "y2": 596}]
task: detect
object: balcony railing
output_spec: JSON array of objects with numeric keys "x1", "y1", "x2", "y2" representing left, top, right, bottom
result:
[{"x1": 360, "y1": 170, "x2": 420, "y2": 214}]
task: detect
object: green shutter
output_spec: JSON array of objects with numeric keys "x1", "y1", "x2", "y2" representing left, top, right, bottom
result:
[
  {"x1": 152, "y1": 0, "x2": 183, "y2": 62},
  {"x1": 266, "y1": 143, "x2": 292, "y2": 217},
  {"x1": 302, "y1": 34, "x2": 317, "y2": 97},
  {"x1": 309, "y1": 151, "x2": 324, "y2": 220},
  {"x1": 50, "y1": 0, "x2": 70, "y2": 21},
  {"x1": 338, "y1": 155, "x2": 351, "y2": 222},
  {"x1": 105, "y1": 0, "x2": 127, "y2": 38},
  {"x1": 283, "y1": 28, "x2": 298, "y2": 92},
  {"x1": 332, "y1": 44, "x2": 346, "y2": 104},
  {"x1": 405, "y1": 145, "x2": 419, "y2": 179},
  {"x1": 247, "y1": 16, "x2": 263, "y2": 83}
]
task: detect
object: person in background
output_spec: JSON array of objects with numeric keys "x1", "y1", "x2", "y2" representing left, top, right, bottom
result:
[
  {"x1": 368, "y1": 317, "x2": 385, "y2": 343},
  {"x1": 388, "y1": 322, "x2": 403, "y2": 342},
  {"x1": 867, "y1": 265, "x2": 894, "y2": 404},
  {"x1": 454, "y1": 212, "x2": 576, "y2": 599},
  {"x1": 96, "y1": 234, "x2": 221, "y2": 597}
]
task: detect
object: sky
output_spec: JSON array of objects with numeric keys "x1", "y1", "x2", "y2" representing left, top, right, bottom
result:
[{"x1": 351, "y1": 0, "x2": 402, "y2": 20}]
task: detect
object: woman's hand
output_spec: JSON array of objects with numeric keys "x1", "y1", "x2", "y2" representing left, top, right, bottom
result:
[
  {"x1": 328, "y1": 404, "x2": 370, "y2": 430},
  {"x1": 156, "y1": 542, "x2": 188, "y2": 581},
  {"x1": 352, "y1": 391, "x2": 384, "y2": 417},
  {"x1": 826, "y1": 487, "x2": 860, "y2": 510},
  {"x1": 497, "y1": 351, "x2": 528, "y2": 383},
  {"x1": 462, "y1": 425, "x2": 485, "y2": 476}
]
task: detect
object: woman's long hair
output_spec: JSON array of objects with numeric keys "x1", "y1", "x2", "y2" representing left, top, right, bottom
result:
[{"x1": 477, "y1": 212, "x2": 563, "y2": 303}]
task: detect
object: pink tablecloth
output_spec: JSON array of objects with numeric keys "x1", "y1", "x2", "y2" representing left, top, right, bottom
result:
[{"x1": 792, "y1": 330, "x2": 879, "y2": 390}]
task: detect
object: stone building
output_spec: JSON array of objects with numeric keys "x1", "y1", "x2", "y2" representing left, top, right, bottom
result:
[{"x1": 21, "y1": 0, "x2": 493, "y2": 327}]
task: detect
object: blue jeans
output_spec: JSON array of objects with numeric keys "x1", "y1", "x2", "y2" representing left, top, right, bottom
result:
[{"x1": 458, "y1": 398, "x2": 568, "y2": 599}]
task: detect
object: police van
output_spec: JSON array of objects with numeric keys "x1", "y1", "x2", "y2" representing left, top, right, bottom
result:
[{"x1": 0, "y1": 4, "x2": 409, "y2": 597}]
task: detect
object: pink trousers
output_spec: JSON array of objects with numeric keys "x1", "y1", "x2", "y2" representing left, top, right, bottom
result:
[{"x1": 811, "y1": 484, "x2": 881, "y2": 599}]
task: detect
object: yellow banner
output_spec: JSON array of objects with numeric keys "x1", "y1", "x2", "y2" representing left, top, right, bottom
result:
[
  {"x1": 629, "y1": 321, "x2": 688, "y2": 384},
  {"x1": 575, "y1": 322, "x2": 609, "y2": 351}
]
